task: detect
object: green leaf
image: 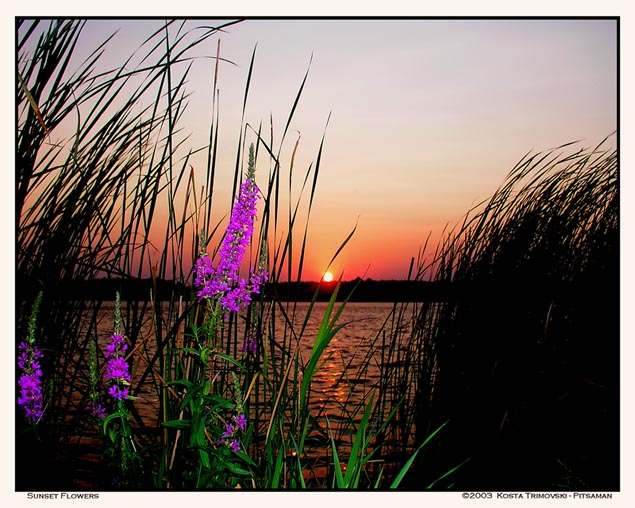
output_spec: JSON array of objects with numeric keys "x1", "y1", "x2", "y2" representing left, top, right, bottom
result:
[
  {"x1": 162, "y1": 419, "x2": 192, "y2": 429},
  {"x1": 343, "y1": 393, "x2": 374, "y2": 487},
  {"x1": 329, "y1": 429, "x2": 345, "y2": 488},
  {"x1": 224, "y1": 460, "x2": 251, "y2": 476},
  {"x1": 211, "y1": 351, "x2": 245, "y2": 370},
  {"x1": 235, "y1": 449, "x2": 258, "y2": 467},
  {"x1": 167, "y1": 378, "x2": 194, "y2": 389},
  {"x1": 101, "y1": 408, "x2": 126, "y2": 437},
  {"x1": 427, "y1": 458, "x2": 470, "y2": 489},
  {"x1": 200, "y1": 393, "x2": 235, "y2": 410},
  {"x1": 271, "y1": 450, "x2": 285, "y2": 488},
  {"x1": 390, "y1": 420, "x2": 449, "y2": 489},
  {"x1": 179, "y1": 382, "x2": 205, "y2": 411},
  {"x1": 175, "y1": 347, "x2": 202, "y2": 357}
]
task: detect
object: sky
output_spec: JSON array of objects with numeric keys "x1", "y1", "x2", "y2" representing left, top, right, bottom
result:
[{"x1": 18, "y1": 18, "x2": 618, "y2": 282}]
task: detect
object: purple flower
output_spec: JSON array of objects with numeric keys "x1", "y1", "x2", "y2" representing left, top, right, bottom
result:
[
  {"x1": 103, "y1": 332, "x2": 130, "y2": 402},
  {"x1": 241, "y1": 331, "x2": 258, "y2": 354},
  {"x1": 108, "y1": 385, "x2": 130, "y2": 401},
  {"x1": 222, "y1": 423, "x2": 235, "y2": 438},
  {"x1": 104, "y1": 356, "x2": 131, "y2": 382},
  {"x1": 195, "y1": 146, "x2": 268, "y2": 313},
  {"x1": 235, "y1": 413, "x2": 247, "y2": 431},
  {"x1": 17, "y1": 341, "x2": 44, "y2": 423},
  {"x1": 218, "y1": 416, "x2": 246, "y2": 454},
  {"x1": 105, "y1": 333, "x2": 127, "y2": 357},
  {"x1": 86, "y1": 401, "x2": 107, "y2": 419}
]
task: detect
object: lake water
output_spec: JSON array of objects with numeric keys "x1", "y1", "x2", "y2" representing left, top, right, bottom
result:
[{"x1": 88, "y1": 301, "x2": 414, "y2": 420}]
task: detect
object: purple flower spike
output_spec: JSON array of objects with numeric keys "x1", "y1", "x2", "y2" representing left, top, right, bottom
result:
[
  {"x1": 17, "y1": 341, "x2": 44, "y2": 423},
  {"x1": 195, "y1": 145, "x2": 268, "y2": 313},
  {"x1": 103, "y1": 332, "x2": 130, "y2": 403}
]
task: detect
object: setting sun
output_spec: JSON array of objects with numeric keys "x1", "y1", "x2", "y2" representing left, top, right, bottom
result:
[{"x1": 322, "y1": 271, "x2": 334, "y2": 283}]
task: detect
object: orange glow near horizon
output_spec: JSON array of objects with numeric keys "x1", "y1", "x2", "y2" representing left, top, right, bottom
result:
[{"x1": 322, "y1": 271, "x2": 334, "y2": 283}]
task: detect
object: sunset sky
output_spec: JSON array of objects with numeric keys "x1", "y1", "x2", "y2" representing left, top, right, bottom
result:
[{"x1": 19, "y1": 18, "x2": 618, "y2": 281}]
